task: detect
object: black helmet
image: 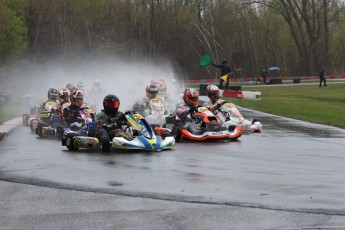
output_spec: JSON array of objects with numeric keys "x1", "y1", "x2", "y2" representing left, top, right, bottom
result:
[
  {"x1": 222, "y1": 59, "x2": 228, "y2": 64},
  {"x1": 48, "y1": 88, "x2": 59, "y2": 100},
  {"x1": 103, "y1": 94, "x2": 120, "y2": 116}
]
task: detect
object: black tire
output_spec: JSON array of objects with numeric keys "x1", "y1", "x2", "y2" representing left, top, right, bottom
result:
[
  {"x1": 65, "y1": 135, "x2": 79, "y2": 151},
  {"x1": 101, "y1": 135, "x2": 110, "y2": 152},
  {"x1": 37, "y1": 124, "x2": 43, "y2": 137},
  {"x1": 161, "y1": 132, "x2": 172, "y2": 140},
  {"x1": 172, "y1": 127, "x2": 182, "y2": 142},
  {"x1": 252, "y1": 119, "x2": 260, "y2": 124},
  {"x1": 228, "y1": 125, "x2": 236, "y2": 132}
]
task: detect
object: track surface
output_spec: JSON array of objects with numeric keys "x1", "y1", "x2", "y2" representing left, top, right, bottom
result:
[{"x1": 1, "y1": 109, "x2": 345, "y2": 229}]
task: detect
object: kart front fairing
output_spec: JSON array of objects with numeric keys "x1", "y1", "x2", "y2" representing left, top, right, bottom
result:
[
  {"x1": 218, "y1": 102, "x2": 262, "y2": 132},
  {"x1": 111, "y1": 114, "x2": 174, "y2": 151},
  {"x1": 177, "y1": 107, "x2": 242, "y2": 141}
]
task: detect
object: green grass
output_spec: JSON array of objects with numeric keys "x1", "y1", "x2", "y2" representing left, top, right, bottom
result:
[
  {"x1": 227, "y1": 83, "x2": 345, "y2": 128},
  {"x1": 0, "y1": 99, "x2": 25, "y2": 141},
  {"x1": 0, "y1": 101, "x2": 22, "y2": 125}
]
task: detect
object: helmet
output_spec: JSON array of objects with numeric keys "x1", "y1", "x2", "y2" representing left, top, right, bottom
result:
[
  {"x1": 48, "y1": 88, "x2": 59, "y2": 100},
  {"x1": 150, "y1": 80, "x2": 166, "y2": 94},
  {"x1": 58, "y1": 88, "x2": 70, "y2": 103},
  {"x1": 146, "y1": 84, "x2": 158, "y2": 99},
  {"x1": 183, "y1": 88, "x2": 199, "y2": 107},
  {"x1": 103, "y1": 94, "x2": 120, "y2": 116},
  {"x1": 222, "y1": 59, "x2": 228, "y2": 64},
  {"x1": 70, "y1": 90, "x2": 84, "y2": 107},
  {"x1": 66, "y1": 83, "x2": 77, "y2": 95},
  {"x1": 206, "y1": 85, "x2": 220, "y2": 103}
]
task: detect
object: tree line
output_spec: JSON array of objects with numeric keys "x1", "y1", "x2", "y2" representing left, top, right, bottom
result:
[{"x1": 1, "y1": 0, "x2": 345, "y2": 79}]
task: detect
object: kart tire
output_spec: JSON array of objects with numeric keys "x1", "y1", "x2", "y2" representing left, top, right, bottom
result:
[
  {"x1": 101, "y1": 135, "x2": 110, "y2": 152},
  {"x1": 252, "y1": 119, "x2": 260, "y2": 124},
  {"x1": 172, "y1": 128, "x2": 182, "y2": 142},
  {"x1": 30, "y1": 120, "x2": 35, "y2": 133},
  {"x1": 37, "y1": 124, "x2": 43, "y2": 138},
  {"x1": 65, "y1": 135, "x2": 79, "y2": 151},
  {"x1": 161, "y1": 132, "x2": 172, "y2": 140},
  {"x1": 22, "y1": 115, "x2": 29, "y2": 126},
  {"x1": 228, "y1": 125, "x2": 236, "y2": 132}
]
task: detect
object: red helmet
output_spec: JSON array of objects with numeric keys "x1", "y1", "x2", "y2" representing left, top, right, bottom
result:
[
  {"x1": 103, "y1": 94, "x2": 120, "y2": 116},
  {"x1": 206, "y1": 85, "x2": 220, "y2": 103},
  {"x1": 70, "y1": 90, "x2": 84, "y2": 107},
  {"x1": 183, "y1": 88, "x2": 199, "y2": 107},
  {"x1": 146, "y1": 84, "x2": 158, "y2": 99}
]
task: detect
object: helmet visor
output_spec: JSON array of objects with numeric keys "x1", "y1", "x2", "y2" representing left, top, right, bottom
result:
[
  {"x1": 213, "y1": 91, "x2": 220, "y2": 100},
  {"x1": 105, "y1": 100, "x2": 119, "y2": 109},
  {"x1": 75, "y1": 98, "x2": 83, "y2": 107}
]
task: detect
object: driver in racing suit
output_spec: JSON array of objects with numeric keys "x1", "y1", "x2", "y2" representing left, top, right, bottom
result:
[
  {"x1": 175, "y1": 88, "x2": 202, "y2": 136},
  {"x1": 203, "y1": 85, "x2": 226, "y2": 114},
  {"x1": 133, "y1": 83, "x2": 161, "y2": 117},
  {"x1": 62, "y1": 90, "x2": 94, "y2": 129},
  {"x1": 39, "y1": 88, "x2": 60, "y2": 124},
  {"x1": 96, "y1": 94, "x2": 131, "y2": 152}
]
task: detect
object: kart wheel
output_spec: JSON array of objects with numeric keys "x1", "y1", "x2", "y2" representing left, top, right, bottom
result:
[
  {"x1": 172, "y1": 128, "x2": 182, "y2": 142},
  {"x1": 252, "y1": 119, "x2": 260, "y2": 124},
  {"x1": 22, "y1": 115, "x2": 29, "y2": 126},
  {"x1": 37, "y1": 124, "x2": 43, "y2": 138},
  {"x1": 101, "y1": 135, "x2": 110, "y2": 152},
  {"x1": 228, "y1": 125, "x2": 236, "y2": 132},
  {"x1": 161, "y1": 132, "x2": 172, "y2": 140},
  {"x1": 66, "y1": 135, "x2": 79, "y2": 151}
]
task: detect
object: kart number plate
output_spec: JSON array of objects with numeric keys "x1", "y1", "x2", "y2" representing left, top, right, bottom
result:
[
  {"x1": 86, "y1": 138, "x2": 94, "y2": 144},
  {"x1": 223, "y1": 103, "x2": 235, "y2": 108},
  {"x1": 151, "y1": 98, "x2": 161, "y2": 104}
]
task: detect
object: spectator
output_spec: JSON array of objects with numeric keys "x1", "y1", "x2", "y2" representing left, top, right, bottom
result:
[
  {"x1": 261, "y1": 69, "x2": 268, "y2": 84},
  {"x1": 211, "y1": 59, "x2": 232, "y2": 89},
  {"x1": 319, "y1": 67, "x2": 327, "y2": 87}
]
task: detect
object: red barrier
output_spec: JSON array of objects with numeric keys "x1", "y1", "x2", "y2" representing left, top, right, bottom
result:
[{"x1": 223, "y1": 90, "x2": 243, "y2": 99}]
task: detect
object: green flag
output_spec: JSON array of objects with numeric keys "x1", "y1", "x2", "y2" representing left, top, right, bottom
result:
[{"x1": 199, "y1": 54, "x2": 212, "y2": 66}]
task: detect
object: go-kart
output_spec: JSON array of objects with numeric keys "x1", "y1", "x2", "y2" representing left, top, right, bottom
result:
[
  {"x1": 30, "y1": 101, "x2": 60, "y2": 133},
  {"x1": 61, "y1": 108, "x2": 100, "y2": 150},
  {"x1": 217, "y1": 101, "x2": 262, "y2": 132},
  {"x1": 22, "y1": 106, "x2": 39, "y2": 127},
  {"x1": 144, "y1": 97, "x2": 169, "y2": 127},
  {"x1": 101, "y1": 111, "x2": 175, "y2": 151},
  {"x1": 36, "y1": 112, "x2": 66, "y2": 138},
  {"x1": 167, "y1": 106, "x2": 242, "y2": 142}
]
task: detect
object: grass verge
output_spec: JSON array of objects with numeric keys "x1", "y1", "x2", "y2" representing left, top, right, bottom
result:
[{"x1": 227, "y1": 83, "x2": 345, "y2": 129}]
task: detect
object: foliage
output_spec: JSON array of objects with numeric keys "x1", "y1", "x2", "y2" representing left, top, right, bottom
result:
[
  {"x1": 0, "y1": 0, "x2": 345, "y2": 80},
  {"x1": 0, "y1": 0, "x2": 27, "y2": 63}
]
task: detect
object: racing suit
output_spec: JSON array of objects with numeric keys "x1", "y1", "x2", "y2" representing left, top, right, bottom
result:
[
  {"x1": 203, "y1": 99, "x2": 226, "y2": 114},
  {"x1": 39, "y1": 99, "x2": 61, "y2": 124},
  {"x1": 63, "y1": 104, "x2": 94, "y2": 129},
  {"x1": 175, "y1": 102, "x2": 201, "y2": 134},
  {"x1": 96, "y1": 110, "x2": 131, "y2": 140}
]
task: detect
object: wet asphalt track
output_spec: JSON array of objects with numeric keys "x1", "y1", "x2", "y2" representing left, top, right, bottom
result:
[{"x1": 1, "y1": 108, "x2": 345, "y2": 218}]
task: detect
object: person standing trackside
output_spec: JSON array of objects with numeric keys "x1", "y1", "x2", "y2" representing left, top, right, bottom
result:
[
  {"x1": 211, "y1": 59, "x2": 232, "y2": 89},
  {"x1": 319, "y1": 67, "x2": 327, "y2": 87},
  {"x1": 261, "y1": 69, "x2": 268, "y2": 84}
]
